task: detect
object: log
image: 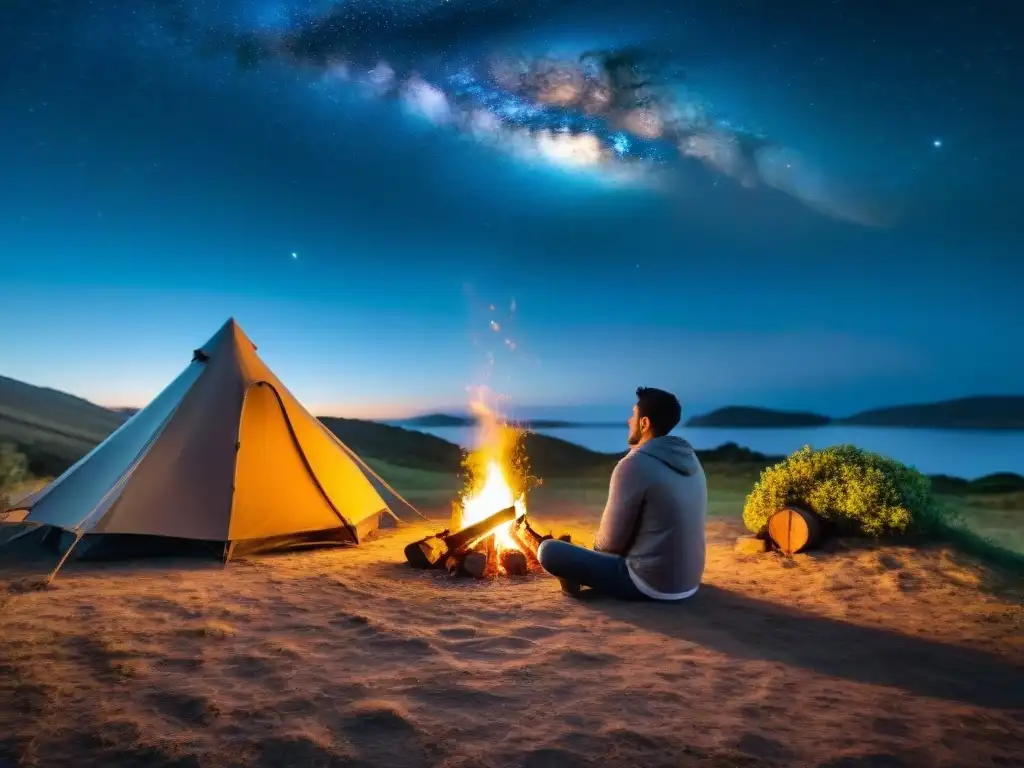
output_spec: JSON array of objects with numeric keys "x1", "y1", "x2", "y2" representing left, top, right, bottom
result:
[
  {"x1": 510, "y1": 517, "x2": 545, "y2": 559},
  {"x1": 404, "y1": 505, "x2": 516, "y2": 569},
  {"x1": 499, "y1": 549, "x2": 528, "y2": 576},
  {"x1": 511, "y1": 518, "x2": 571, "y2": 559},
  {"x1": 481, "y1": 535, "x2": 498, "y2": 575},
  {"x1": 443, "y1": 505, "x2": 517, "y2": 553},
  {"x1": 462, "y1": 551, "x2": 488, "y2": 579},
  {"x1": 404, "y1": 535, "x2": 450, "y2": 569},
  {"x1": 767, "y1": 506, "x2": 823, "y2": 555}
]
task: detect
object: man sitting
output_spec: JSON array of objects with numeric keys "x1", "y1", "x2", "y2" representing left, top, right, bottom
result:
[{"x1": 537, "y1": 387, "x2": 707, "y2": 601}]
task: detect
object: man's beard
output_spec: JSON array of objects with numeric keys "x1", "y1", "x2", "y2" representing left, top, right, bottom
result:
[{"x1": 627, "y1": 426, "x2": 642, "y2": 446}]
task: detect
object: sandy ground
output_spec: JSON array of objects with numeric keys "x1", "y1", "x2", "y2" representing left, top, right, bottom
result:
[{"x1": 1, "y1": 506, "x2": 1023, "y2": 768}]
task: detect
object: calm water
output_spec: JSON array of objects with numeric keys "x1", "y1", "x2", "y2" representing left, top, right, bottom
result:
[{"x1": 411, "y1": 425, "x2": 1024, "y2": 479}]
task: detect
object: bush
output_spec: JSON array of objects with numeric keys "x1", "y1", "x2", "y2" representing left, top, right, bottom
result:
[
  {"x1": 742, "y1": 444, "x2": 950, "y2": 537},
  {"x1": 0, "y1": 443, "x2": 28, "y2": 491}
]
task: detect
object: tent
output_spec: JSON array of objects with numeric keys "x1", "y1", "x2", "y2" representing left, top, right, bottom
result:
[{"x1": 1, "y1": 318, "x2": 422, "y2": 574}]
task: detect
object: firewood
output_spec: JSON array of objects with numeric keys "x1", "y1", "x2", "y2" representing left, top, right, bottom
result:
[
  {"x1": 480, "y1": 535, "x2": 498, "y2": 575},
  {"x1": 511, "y1": 517, "x2": 543, "y2": 558},
  {"x1": 499, "y1": 549, "x2": 528, "y2": 576},
  {"x1": 767, "y1": 506, "x2": 823, "y2": 555},
  {"x1": 443, "y1": 505, "x2": 517, "y2": 553},
  {"x1": 404, "y1": 535, "x2": 449, "y2": 569},
  {"x1": 462, "y1": 551, "x2": 488, "y2": 579},
  {"x1": 404, "y1": 506, "x2": 516, "y2": 570}
]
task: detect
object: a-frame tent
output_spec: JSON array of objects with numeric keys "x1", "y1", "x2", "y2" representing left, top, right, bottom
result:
[{"x1": 1, "y1": 318, "x2": 423, "y2": 574}]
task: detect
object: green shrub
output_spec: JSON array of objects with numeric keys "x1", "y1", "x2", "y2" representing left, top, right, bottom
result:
[
  {"x1": 742, "y1": 444, "x2": 951, "y2": 537},
  {"x1": 0, "y1": 443, "x2": 28, "y2": 491}
]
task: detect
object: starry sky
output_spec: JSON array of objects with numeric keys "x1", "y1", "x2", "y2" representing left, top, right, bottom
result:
[{"x1": 0, "y1": 0, "x2": 1020, "y2": 420}]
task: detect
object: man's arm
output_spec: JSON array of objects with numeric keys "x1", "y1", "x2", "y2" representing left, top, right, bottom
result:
[{"x1": 593, "y1": 456, "x2": 645, "y2": 555}]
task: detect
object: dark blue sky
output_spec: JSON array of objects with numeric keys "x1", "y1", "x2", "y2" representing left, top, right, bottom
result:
[{"x1": 1, "y1": 0, "x2": 1020, "y2": 420}]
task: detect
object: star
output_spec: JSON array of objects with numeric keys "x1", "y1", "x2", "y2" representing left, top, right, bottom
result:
[
  {"x1": 291, "y1": 252, "x2": 298, "y2": 259},
  {"x1": 933, "y1": 139, "x2": 943, "y2": 148}
]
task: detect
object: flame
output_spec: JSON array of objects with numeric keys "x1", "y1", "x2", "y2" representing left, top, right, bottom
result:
[
  {"x1": 457, "y1": 390, "x2": 528, "y2": 556},
  {"x1": 460, "y1": 459, "x2": 527, "y2": 551}
]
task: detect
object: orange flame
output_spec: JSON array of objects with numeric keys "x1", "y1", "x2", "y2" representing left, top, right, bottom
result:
[{"x1": 457, "y1": 390, "x2": 528, "y2": 555}]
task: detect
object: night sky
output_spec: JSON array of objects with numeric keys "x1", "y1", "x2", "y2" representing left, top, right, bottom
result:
[{"x1": 1, "y1": 0, "x2": 1020, "y2": 420}]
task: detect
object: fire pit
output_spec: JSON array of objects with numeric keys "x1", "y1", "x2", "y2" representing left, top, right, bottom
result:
[
  {"x1": 403, "y1": 506, "x2": 568, "y2": 578},
  {"x1": 403, "y1": 458, "x2": 569, "y2": 579}
]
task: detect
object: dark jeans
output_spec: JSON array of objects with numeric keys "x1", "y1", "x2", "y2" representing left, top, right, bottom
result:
[{"x1": 537, "y1": 539, "x2": 648, "y2": 600}]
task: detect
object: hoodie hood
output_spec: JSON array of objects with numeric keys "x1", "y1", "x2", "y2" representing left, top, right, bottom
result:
[{"x1": 635, "y1": 435, "x2": 700, "y2": 476}]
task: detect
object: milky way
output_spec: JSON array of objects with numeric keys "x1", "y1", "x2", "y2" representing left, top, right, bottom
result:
[
  {"x1": 79, "y1": 0, "x2": 885, "y2": 226},
  {"x1": 204, "y1": 0, "x2": 879, "y2": 225}
]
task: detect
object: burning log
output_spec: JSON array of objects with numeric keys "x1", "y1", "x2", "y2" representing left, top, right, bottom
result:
[
  {"x1": 510, "y1": 517, "x2": 571, "y2": 561},
  {"x1": 404, "y1": 533, "x2": 451, "y2": 569},
  {"x1": 499, "y1": 549, "x2": 528, "y2": 576},
  {"x1": 403, "y1": 505, "x2": 517, "y2": 570},
  {"x1": 462, "y1": 551, "x2": 489, "y2": 579},
  {"x1": 444, "y1": 505, "x2": 517, "y2": 552}
]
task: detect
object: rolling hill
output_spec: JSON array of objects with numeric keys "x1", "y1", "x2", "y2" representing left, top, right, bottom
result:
[
  {"x1": 685, "y1": 406, "x2": 831, "y2": 428},
  {"x1": 0, "y1": 375, "x2": 129, "y2": 477},
  {"x1": 841, "y1": 396, "x2": 1024, "y2": 430},
  {"x1": 685, "y1": 396, "x2": 1024, "y2": 430},
  {"x1": 0, "y1": 377, "x2": 787, "y2": 484},
  {"x1": 395, "y1": 413, "x2": 617, "y2": 429}
]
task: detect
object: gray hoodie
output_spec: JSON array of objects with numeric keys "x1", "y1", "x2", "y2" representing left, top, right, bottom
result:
[{"x1": 594, "y1": 435, "x2": 707, "y2": 597}]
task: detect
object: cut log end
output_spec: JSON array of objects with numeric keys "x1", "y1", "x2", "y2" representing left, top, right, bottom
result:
[
  {"x1": 499, "y1": 549, "x2": 528, "y2": 576},
  {"x1": 462, "y1": 551, "x2": 488, "y2": 579},
  {"x1": 767, "y1": 506, "x2": 823, "y2": 555},
  {"x1": 404, "y1": 536, "x2": 448, "y2": 569}
]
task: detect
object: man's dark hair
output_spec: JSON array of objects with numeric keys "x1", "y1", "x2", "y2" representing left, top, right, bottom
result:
[{"x1": 635, "y1": 387, "x2": 682, "y2": 437}]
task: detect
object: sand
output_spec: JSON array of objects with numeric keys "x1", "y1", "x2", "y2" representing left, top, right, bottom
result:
[{"x1": 1, "y1": 506, "x2": 1023, "y2": 768}]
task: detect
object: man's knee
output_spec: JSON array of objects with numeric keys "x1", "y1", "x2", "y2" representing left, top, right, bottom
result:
[{"x1": 537, "y1": 538, "x2": 563, "y2": 572}]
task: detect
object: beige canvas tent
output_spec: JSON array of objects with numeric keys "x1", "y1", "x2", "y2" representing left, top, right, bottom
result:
[{"x1": 2, "y1": 318, "x2": 421, "y2": 572}]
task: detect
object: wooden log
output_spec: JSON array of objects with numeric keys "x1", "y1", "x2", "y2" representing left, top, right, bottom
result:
[
  {"x1": 450, "y1": 501, "x2": 463, "y2": 533},
  {"x1": 510, "y1": 517, "x2": 545, "y2": 559},
  {"x1": 443, "y1": 505, "x2": 517, "y2": 553},
  {"x1": 500, "y1": 549, "x2": 528, "y2": 576},
  {"x1": 404, "y1": 506, "x2": 516, "y2": 569},
  {"x1": 462, "y1": 551, "x2": 488, "y2": 579},
  {"x1": 735, "y1": 534, "x2": 769, "y2": 554},
  {"x1": 404, "y1": 534, "x2": 450, "y2": 569},
  {"x1": 767, "y1": 506, "x2": 823, "y2": 555}
]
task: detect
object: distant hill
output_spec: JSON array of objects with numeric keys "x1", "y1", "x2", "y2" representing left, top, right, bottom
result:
[
  {"x1": 0, "y1": 375, "x2": 130, "y2": 476},
  {"x1": 396, "y1": 413, "x2": 617, "y2": 429},
  {"x1": 0, "y1": 377, "x2": 783, "y2": 482},
  {"x1": 841, "y1": 396, "x2": 1024, "y2": 430},
  {"x1": 686, "y1": 406, "x2": 831, "y2": 428}
]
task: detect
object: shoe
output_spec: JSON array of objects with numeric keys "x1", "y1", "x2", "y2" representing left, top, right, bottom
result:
[{"x1": 558, "y1": 578, "x2": 582, "y2": 597}]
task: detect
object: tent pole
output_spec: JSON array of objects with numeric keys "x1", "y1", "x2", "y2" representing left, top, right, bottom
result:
[{"x1": 45, "y1": 531, "x2": 85, "y2": 584}]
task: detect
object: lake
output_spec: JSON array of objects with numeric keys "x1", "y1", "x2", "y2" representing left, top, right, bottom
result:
[{"x1": 407, "y1": 425, "x2": 1024, "y2": 479}]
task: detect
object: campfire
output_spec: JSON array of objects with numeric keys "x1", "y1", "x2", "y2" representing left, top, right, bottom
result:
[{"x1": 404, "y1": 399, "x2": 570, "y2": 579}]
